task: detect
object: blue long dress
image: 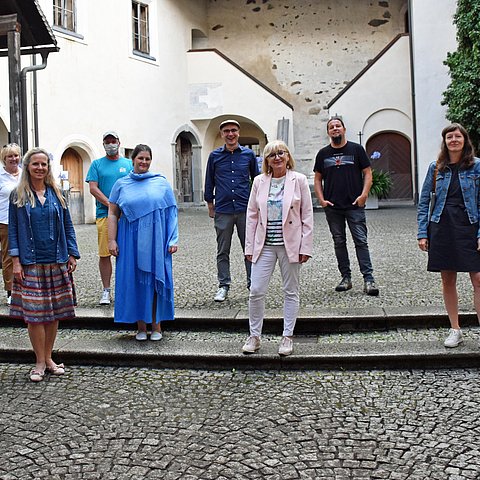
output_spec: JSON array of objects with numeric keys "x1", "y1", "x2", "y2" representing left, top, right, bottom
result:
[{"x1": 109, "y1": 171, "x2": 178, "y2": 324}]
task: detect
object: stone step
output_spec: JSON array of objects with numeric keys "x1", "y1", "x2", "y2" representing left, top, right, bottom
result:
[
  {"x1": 1, "y1": 326, "x2": 479, "y2": 371},
  {"x1": 1, "y1": 306, "x2": 479, "y2": 333}
]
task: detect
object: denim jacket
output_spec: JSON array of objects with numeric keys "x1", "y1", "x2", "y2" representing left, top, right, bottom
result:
[
  {"x1": 417, "y1": 158, "x2": 480, "y2": 239},
  {"x1": 8, "y1": 187, "x2": 80, "y2": 265}
]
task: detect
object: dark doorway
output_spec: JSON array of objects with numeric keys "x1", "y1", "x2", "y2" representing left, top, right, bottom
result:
[{"x1": 175, "y1": 134, "x2": 193, "y2": 202}]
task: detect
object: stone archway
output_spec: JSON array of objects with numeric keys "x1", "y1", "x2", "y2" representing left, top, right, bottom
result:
[
  {"x1": 366, "y1": 132, "x2": 412, "y2": 200},
  {"x1": 0, "y1": 117, "x2": 9, "y2": 148}
]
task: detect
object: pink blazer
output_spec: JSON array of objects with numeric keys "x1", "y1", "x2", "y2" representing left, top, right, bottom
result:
[{"x1": 245, "y1": 169, "x2": 314, "y2": 264}]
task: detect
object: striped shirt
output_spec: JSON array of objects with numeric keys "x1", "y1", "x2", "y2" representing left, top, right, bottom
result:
[{"x1": 265, "y1": 176, "x2": 285, "y2": 246}]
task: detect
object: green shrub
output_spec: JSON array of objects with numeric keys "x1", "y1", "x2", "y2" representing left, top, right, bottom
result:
[{"x1": 370, "y1": 169, "x2": 393, "y2": 199}]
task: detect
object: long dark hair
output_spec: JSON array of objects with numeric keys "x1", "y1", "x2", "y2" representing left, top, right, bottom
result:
[{"x1": 437, "y1": 123, "x2": 475, "y2": 171}]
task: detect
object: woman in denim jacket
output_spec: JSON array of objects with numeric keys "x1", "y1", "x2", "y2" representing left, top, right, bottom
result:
[
  {"x1": 8, "y1": 148, "x2": 80, "y2": 382},
  {"x1": 417, "y1": 123, "x2": 480, "y2": 348}
]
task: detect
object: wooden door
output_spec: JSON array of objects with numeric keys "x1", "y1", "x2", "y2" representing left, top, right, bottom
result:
[
  {"x1": 60, "y1": 148, "x2": 85, "y2": 224},
  {"x1": 175, "y1": 135, "x2": 193, "y2": 202},
  {"x1": 366, "y1": 132, "x2": 412, "y2": 200}
]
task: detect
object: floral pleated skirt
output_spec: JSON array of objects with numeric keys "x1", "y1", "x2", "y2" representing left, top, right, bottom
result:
[{"x1": 10, "y1": 263, "x2": 77, "y2": 324}]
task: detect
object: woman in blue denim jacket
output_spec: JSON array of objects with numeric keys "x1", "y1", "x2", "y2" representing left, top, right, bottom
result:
[
  {"x1": 8, "y1": 148, "x2": 80, "y2": 382},
  {"x1": 417, "y1": 123, "x2": 480, "y2": 348}
]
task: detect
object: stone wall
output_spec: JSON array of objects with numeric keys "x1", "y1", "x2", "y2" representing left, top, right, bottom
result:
[{"x1": 205, "y1": 0, "x2": 407, "y2": 168}]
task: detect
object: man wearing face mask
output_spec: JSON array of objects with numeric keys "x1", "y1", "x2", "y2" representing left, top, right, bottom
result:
[{"x1": 86, "y1": 132, "x2": 132, "y2": 305}]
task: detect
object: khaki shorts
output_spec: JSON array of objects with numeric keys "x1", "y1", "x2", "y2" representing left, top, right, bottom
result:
[{"x1": 96, "y1": 217, "x2": 110, "y2": 257}]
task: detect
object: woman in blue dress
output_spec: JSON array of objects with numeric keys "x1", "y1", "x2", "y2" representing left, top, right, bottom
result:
[{"x1": 107, "y1": 144, "x2": 178, "y2": 341}]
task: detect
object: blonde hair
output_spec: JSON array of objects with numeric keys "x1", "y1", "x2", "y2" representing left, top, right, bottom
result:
[
  {"x1": 1, "y1": 143, "x2": 21, "y2": 166},
  {"x1": 13, "y1": 148, "x2": 66, "y2": 208},
  {"x1": 262, "y1": 140, "x2": 295, "y2": 174}
]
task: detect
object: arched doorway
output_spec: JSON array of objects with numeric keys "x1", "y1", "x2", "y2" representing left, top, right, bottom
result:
[
  {"x1": 175, "y1": 134, "x2": 193, "y2": 203},
  {"x1": 366, "y1": 132, "x2": 412, "y2": 200},
  {"x1": 60, "y1": 147, "x2": 84, "y2": 224}
]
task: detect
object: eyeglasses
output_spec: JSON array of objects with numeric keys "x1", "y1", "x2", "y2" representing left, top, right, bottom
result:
[
  {"x1": 266, "y1": 150, "x2": 286, "y2": 160},
  {"x1": 221, "y1": 128, "x2": 239, "y2": 134}
]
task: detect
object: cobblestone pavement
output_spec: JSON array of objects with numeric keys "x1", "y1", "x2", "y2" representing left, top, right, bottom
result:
[
  {"x1": 1, "y1": 364, "x2": 479, "y2": 480},
  {"x1": 72, "y1": 206, "x2": 478, "y2": 313}
]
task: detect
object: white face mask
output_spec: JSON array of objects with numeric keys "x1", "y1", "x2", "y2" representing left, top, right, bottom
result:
[{"x1": 104, "y1": 143, "x2": 119, "y2": 156}]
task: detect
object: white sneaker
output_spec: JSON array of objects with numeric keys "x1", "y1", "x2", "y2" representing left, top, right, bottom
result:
[
  {"x1": 278, "y1": 336, "x2": 294, "y2": 356},
  {"x1": 444, "y1": 328, "x2": 463, "y2": 348},
  {"x1": 135, "y1": 331, "x2": 147, "y2": 341},
  {"x1": 214, "y1": 286, "x2": 229, "y2": 302},
  {"x1": 242, "y1": 336, "x2": 261, "y2": 354},
  {"x1": 6, "y1": 296, "x2": 11, "y2": 306},
  {"x1": 99, "y1": 290, "x2": 111, "y2": 305},
  {"x1": 150, "y1": 331, "x2": 163, "y2": 341}
]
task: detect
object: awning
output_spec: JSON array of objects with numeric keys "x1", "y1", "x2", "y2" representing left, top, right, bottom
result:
[{"x1": 0, "y1": 0, "x2": 58, "y2": 56}]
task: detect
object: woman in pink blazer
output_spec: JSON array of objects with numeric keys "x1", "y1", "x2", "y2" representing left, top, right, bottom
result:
[{"x1": 242, "y1": 140, "x2": 313, "y2": 356}]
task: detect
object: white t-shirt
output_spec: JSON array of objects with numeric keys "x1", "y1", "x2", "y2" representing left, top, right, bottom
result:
[{"x1": 0, "y1": 167, "x2": 21, "y2": 224}]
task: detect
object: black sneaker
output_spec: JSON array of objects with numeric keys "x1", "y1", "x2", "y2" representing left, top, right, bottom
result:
[
  {"x1": 364, "y1": 280, "x2": 379, "y2": 296},
  {"x1": 335, "y1": 276, "x2": 352, "y2": 292}
]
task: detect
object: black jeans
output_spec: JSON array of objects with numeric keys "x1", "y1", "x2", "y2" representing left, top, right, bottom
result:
[{"x1": 324, "y1": 207, "x2": 374, "y2": 282}]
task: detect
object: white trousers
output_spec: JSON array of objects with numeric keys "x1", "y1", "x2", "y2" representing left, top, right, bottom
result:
[{"x1": 249, "y1": 245, "x2": 301, "y2": 337}]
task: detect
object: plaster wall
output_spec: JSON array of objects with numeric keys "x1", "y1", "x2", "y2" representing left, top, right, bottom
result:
[
  {"x1": 327, "y1": 35, "x2": 412, "y2": 145},
  {"x1": 205, "y1": 0, "x2": 407, "y2": 162},
  {"x1": 0, "y1": 0, "x2": 208, "y2": 190},
  {"x1": 188, "y1": 50, "x2": 293, "y2": 144},
  {"x1": 410, "y1": 0, "x2": 457, "y2": 187}
]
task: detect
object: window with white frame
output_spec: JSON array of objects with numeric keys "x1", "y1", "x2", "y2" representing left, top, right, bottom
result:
[
  {"x1": 132, "y1": 1, "x2": 150, "y2": 55},
  {"x1": 53, "y1": 0, "x2": 77, "y2": 32}
]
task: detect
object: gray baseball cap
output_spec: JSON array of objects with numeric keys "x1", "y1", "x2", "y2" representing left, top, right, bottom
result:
[{"x1": 103, "y1": 131, "x2": 119, "y2": 140}]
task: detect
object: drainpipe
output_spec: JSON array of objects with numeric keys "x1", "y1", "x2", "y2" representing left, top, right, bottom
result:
[
  {"x1": 408, "y1": 0, "x2": 419, "y2": 204},
  {"x1": 32, "y1": 55, "x2": 40, "y2": 147},
  {"x1": 20, "y1": 51, "x2": 49, "y2": 151}
]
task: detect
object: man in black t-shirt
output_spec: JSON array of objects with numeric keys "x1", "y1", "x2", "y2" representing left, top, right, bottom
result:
[{"x1": 313, "y1": 117, "x2": 379, "y2": 296}]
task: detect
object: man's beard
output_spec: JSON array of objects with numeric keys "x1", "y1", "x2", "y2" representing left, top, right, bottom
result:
[{"x1": 332, "y1": 135, "x2": 342, "y2": 146}]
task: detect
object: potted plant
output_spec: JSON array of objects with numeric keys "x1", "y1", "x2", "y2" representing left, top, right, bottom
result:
[
  {"x1": 366, "y1": 169, "x2": 393, "y2": 209},
  {"x1": 366, "y1": 151, "x2": 393, "y2": 209}
]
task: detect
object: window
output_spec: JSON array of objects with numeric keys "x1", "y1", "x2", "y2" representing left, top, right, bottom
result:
[
  {"x1": 124, "y1": 148, "x2": 134, "y2": 160},
  {"x1": 132, "y1": 2, "x2": 150, "y2": 55},
  {"x1": 53, "y1": 0, "x2": 76, "y2": 32}
]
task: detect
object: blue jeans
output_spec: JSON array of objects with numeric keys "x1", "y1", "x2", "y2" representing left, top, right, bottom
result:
[
  {"x1": 324, "y1": 207, "x2": 374, "y2": 282},
  {"x1": 214, "y1": 212, "x2": 251, "y2": 288}
]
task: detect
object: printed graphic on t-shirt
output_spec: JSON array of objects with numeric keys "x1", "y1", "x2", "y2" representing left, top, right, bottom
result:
[{"x1": 324, "y1": 155, "x2": 355, "y2": 169}]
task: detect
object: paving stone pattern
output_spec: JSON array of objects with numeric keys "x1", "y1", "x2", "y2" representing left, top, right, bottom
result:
[
  {"x1": 71, "y1": 206, "x2": 478, "y2": 312},
  {"x1": 1, "y1": 364, "x2": 479, "y2": 479}
]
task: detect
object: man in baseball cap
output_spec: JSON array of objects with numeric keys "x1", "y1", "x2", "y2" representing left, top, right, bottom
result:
[
  {"x1": 86, "y1": 132, "x2": 132, "y2": 305},
  {"x1": 204, "y1": 119, "x2": 259, "y2": 302}
]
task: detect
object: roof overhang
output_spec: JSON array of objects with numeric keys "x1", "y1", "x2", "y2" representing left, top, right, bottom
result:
[{"x1": 0, "y1": 0, "x2": 58, "y2": 57}]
